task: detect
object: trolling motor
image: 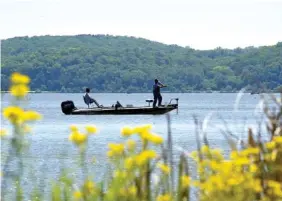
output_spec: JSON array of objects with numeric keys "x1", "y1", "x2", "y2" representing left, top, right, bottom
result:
[
  {"x1": 168, "y1": 98, "x2": 179, "y2": 114},
  {"x1": 168, "y1": 98, "x2": 179, "y2": 107}
]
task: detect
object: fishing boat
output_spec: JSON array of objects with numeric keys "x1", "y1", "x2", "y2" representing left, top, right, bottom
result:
[{"x1": 61, "y1": 98, "x2": 179, "y2": 115}]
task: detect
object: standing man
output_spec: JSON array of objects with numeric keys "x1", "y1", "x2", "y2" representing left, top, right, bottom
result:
[{"x1": 153, "y1": 79, "x2": 166, "y2": 108}]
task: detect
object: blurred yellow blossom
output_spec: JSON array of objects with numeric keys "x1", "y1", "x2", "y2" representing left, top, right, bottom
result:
[
  {"x1": 23, "y1": 111, "x2": 41, "y2": 121},
  {"x1": 107, "y1": 143, "x2": 124, "y2": 157},
  {"x1": 201, "y1": 145, "x2": 210, "y2": 154},
  {"x1": 136, "y1": 150, "x2": 156, "y2": 166},
  {"x1": 3, "y1": 106, "x2": 24, "y2": 124},
  {"x1": 10, "y1": 84, "x2": 30, "y2": 98},
  {"x1": 143, "y1": 133, "x2": 163, "y2": 144},
  {"x1": 85, "y1": 125, "x2": 97, "y2": 134},
  {"x1": 83, "y1": 180, "x2": 95, "y2": 193},
  {"x1": 73, "y1": 191, "x2": 82, "y2": 199},
  {"x1": 230, "y1": 151, "x2": 240, "y2": 160},
  {"x1": 114, "y1": 170, "x2": 127, "y2": 179},
  {"x1": 271, "y1": 150, "x2": 278, "y2": 161},
  {"x1": 11, "y1": 72, "x2": 30, "y2": 84},
  {"x1": 69, "y1": 131, "x2": 88, "y2": 146},
  {"x1": 121, "y1": 126, "x2": 134, "y2": 137},
  {"x1": 125, "y1": 157, "x2": 134, "y2": 170},
  {"x1": 273, "y1": 136, "x2": 282, "y2": 144},
  {"x1": 241, "y1": 147, "x2": 260, "y2": 156},
  {"x1": 119, "y1": 188, "x2": 127, "y2": 196},
  {"x1": 70, "y1": 125, "x2": 78, "y2": 132},
  {"x1": 0, "y1": 129, "x2": 7, "y2": 137},
  {"x1": 3, "y1": 107, "x2": 41, "y2": 124},
  {"x1": 157, "y1": 163, "x2": 170, "y2": 174},
  {"x1": 189, "y1": 151, "x2": 199, "y2": 161},
  {"x1": 250, "y1": 164, "x2": 258, "y2": 173},
  {"x1": 181, "y1": 175, "x2": 191, "y2": 188},
  {"x1": 157, "y1": 194, "x2": 172, "y2": 201},
  {"x1": 210, "y1": 149, "x2": 224, "y2": 160},
  {"x1": 133, "y1": 124, "x2": 152, "y2": 134},
  {"x1": 265, "y1": 141, "x2": 276, "y2": 150},
  {"x1": 128, "y1": 185, "x2": 137, "y2": 196}
]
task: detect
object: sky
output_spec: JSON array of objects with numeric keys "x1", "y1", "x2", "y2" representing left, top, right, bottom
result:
[{"x1": 0, "y1": 0, "x2": 282, "y2": 50}]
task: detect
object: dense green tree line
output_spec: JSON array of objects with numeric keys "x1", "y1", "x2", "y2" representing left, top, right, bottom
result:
[{"x1": 1, "y1": 35, "x2": 281, "y2": 93}]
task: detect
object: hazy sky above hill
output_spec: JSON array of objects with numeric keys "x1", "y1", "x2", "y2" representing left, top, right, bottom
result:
[{"x1": 1, "y1": 0, "x2": 282, "y2": 49}]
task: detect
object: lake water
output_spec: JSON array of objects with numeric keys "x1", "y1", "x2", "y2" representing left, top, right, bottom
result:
[{"x1": 1, "y1": 93, "x2": 271, "y2": 199}]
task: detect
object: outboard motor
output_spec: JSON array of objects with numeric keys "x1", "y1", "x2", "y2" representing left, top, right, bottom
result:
[{"x1": 61, "y1": 100, "x2": 75, "y2": 115}]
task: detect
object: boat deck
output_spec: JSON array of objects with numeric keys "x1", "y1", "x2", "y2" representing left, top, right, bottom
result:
[{"x1": 69, "y1": 104, "x2": 178, "y2": 115}]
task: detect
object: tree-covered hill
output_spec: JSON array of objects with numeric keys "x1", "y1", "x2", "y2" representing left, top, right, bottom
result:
[{"x1": 1, "y1": 35, "x2": 282, "y2": 93}]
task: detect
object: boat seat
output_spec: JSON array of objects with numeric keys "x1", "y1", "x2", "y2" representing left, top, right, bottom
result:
[
  {"x1": 83, "y1": 95, "x2": 92, "y2": 108},
  {"x1": 115, "y1": 101, "x2": 123, "y2": 110},
  {"x1": 146, "y1": 99, "x2": 153, "y2": 107},
  {"x1": 83, "y1": 96, "x2": 94, "y2": 108}
]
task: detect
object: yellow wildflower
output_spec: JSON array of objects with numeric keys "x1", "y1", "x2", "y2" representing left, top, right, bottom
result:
[
  {"x1": 144, "y1": 133, "x2": 163, "y2": 144},
  {"x1": 85, "y1": 125, "x2": 97, "y2": 134},
  {"x1": 119, "y1": 188, "x2": 127, "y2": 196},
  {"x1": 157, "y1": 163, "x2": 170, "y2": 174},
  {"x1": 201, "y1": 145, "x2": 210, "y2": 154},
  {"x1": 209, "y1": 175, "x2": 225, "y2": 190},
  {"x1": 136, "y1": 150, "x2": 157, "y2": 166},
  {"x1": 273, "y1": 136, "x2": 282, "y2": 144},
  {"x1": 211, "y1": 149, "x2": 224, "y2": 160},
  {"x1": 230, "y1": 151, "x2": 240, "y2": 159},
  {"x1": 133, "y1": 124, "x2": 152, "y2": 134},
  {"x1": 125, "y1": 157, "x2": 134, "y2": 169},
  {"x1": 84, "y1": 180, "x2": 95, "y2": 193},
  {"x1": 157, "y1": 194, "x2": 172, "y2": 201},
  {"x1": 264, "y1": 153, "x2": 272, "y2": 161},
  {"x1": 268, "y1": 180, "x2": 281, "y2": 189},
  {"x1": 267, "y1": 180, "x2": 282, "y2": 196},
  {"x1": 70, "y1": 125, "x2": 78, "y2": 132},
  {"x1": 189, "y1": 151, "x2": 199, "y2": 161},
  {"x1": 22, "y1": 111, "x2": 41, "y2": 121},
  {"x1": 141, "y1": 150, "x2": 157, "y2": 158},
  {"x1": 0, "y1": 129, "x2": 7, "y2": 137},
  {"x1": 114, "y1": 170, "x2": 127, "y2": 179},
  {"x1": 253, "y1": 179, "x2": 262, "y2": 192},
  {"x1": 11, "y1": 72, "x2": 30, "y2": 84},
  {"x1": 69, "y1": 132, "x2": 88, "y2": 146},
  {"x1": 126, "y1": 139, "x2": 136, "y2": 151},
  {"x1": 121, "y1": 126, "x2": 134, "y2": 137},
  {"x1": 271, "y1": 150, "x2": 278, "y2": 161},
  {"x1": 210, "y1": 161, "x2": 220, "y2": 170},
  {"x1": 265, "y1": 141, "x2": 276, "y2": 150},
  {"x1": 128, "y1": 185, "x2": 137, "y2": 196},
  {"x1": 181, "y1": 175, "x2": 190, "y2": 188},
  {"x1": 73, "y1": 191, "x2": 82, "y2": 199},
  {"x1": 241, "y1": 147, "x2": 260, "y2": 156},
  {"x1": 3, "y1": 106, "x2": 24, "y2": 124},
  {"x1": 250, "y1": 164, "x2": 258, "y2": 173},
  {"x1": 107, "y1": 143, "x2": 124, "y2": 157},
  {"x1": 227, "y1": 178, "x2": 240, "y2": 186},
  {"x1": 10, "y1": 84, "x2": 30, "y2": 98},
  {"x1": 235, "y1": 157, "x2": 250, "y2": 166}
]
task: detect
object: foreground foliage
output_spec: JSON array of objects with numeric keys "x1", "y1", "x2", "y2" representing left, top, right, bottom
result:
[
  {"x1": 1, "y1": 35, "x2": 282, "y2": 92},
  {"x1": 1, "y1": 73, "x2": 282, "y2": 201}
]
